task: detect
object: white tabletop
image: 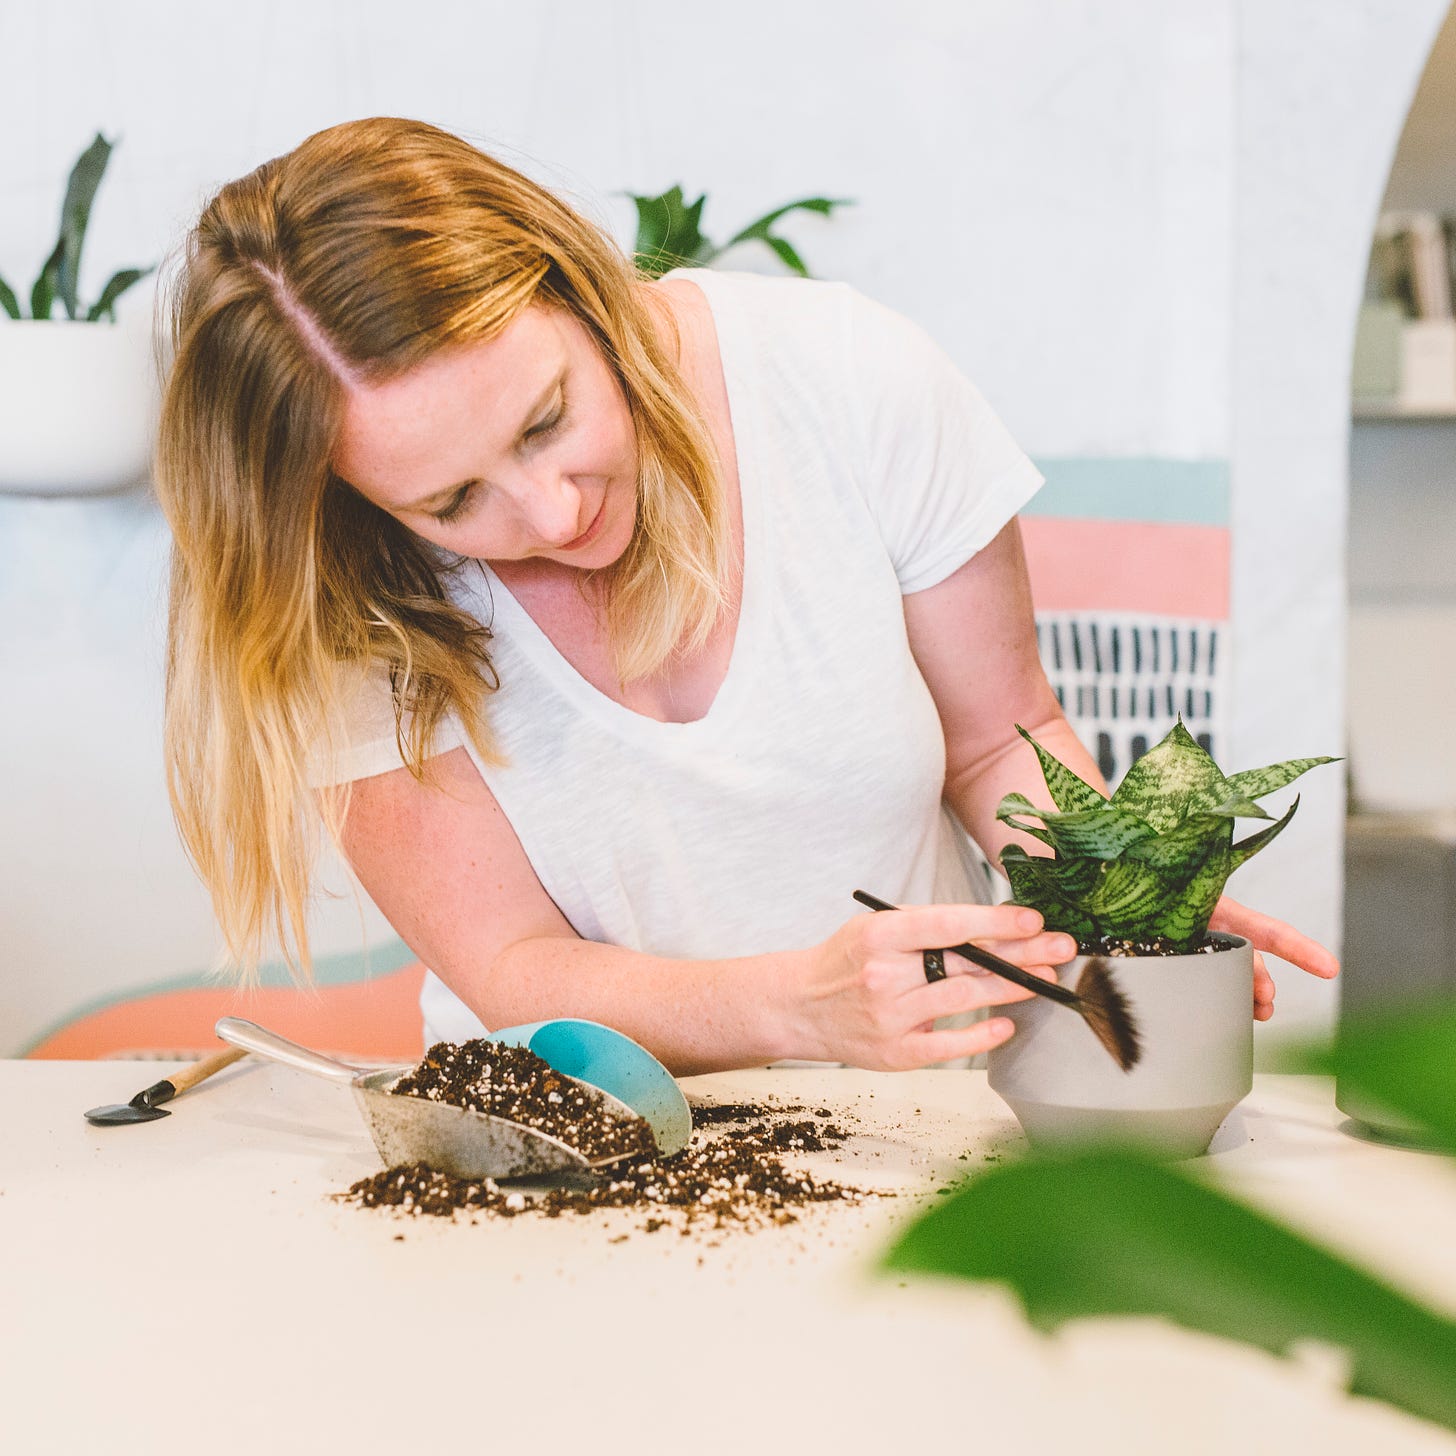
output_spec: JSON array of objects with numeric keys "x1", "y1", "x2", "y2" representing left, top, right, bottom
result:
[{"x1": 3, "y1": 1060, "x2": 1454, "y2": 1454}]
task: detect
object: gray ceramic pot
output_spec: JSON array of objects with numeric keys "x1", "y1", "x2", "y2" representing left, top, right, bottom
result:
[{"x1": 986, "y1": 933, "x2": 1254, "y2": 1160}]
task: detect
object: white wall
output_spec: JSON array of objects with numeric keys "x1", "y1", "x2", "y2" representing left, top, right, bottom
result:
[
  {"x1": 6, "y1": 1, "x2": 1244, "y2": 455},
  {"x1": 0, "y1": 0, "x2": 1446, "y2": 1053}
]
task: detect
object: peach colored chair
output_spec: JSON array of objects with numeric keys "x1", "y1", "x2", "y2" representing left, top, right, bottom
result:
[{"x1": 25, "y1": 961, "x2": 428, "y2": 1063}]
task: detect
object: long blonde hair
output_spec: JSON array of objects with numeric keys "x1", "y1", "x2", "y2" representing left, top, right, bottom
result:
[{"x1": 155, "y1": 117, "x2": 728, "y2": 982}]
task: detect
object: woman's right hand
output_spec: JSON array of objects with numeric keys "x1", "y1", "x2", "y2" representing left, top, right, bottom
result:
[{"x1": 793, "y1": 901, "x2": 1077, "y2": 1070}]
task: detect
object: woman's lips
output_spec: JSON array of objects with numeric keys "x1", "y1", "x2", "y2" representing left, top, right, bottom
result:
[{"x1": 560, "y1": 497, "x2": 607, "y2": 551}]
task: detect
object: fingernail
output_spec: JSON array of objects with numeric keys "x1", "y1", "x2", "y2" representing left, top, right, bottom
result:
[
  {"x1": 989, "y1": 1018, "x2": 1014, "y2": 1037},
  {"x1": 1017, "y1": 909, "x2": 1043, "y2": 932}
]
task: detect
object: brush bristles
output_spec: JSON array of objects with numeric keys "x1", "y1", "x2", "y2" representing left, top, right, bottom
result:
[{"x1": 1073, "y1": 957, "x2": 1143, "y2": 1072}]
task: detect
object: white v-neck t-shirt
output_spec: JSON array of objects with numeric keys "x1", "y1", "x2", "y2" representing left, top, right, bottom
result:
[{"x1": 319, "y1": 268, "x2": 1045, "y2": 1045}]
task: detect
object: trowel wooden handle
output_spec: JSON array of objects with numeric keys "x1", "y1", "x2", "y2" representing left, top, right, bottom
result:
[{"x1": 167, "y1": 1045, "x2": 248, "y2": 1095}]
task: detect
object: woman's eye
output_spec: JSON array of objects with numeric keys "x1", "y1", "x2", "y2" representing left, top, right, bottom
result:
[
  {"x1": 526, "y1": 402, "x2": 567, "y2": 441},
  {"x1": 430, "y1": 394, "x2": 566, "y2": 524},
  {"x1": 433, "y1": 485, "x2": 473, "y2": 523}
]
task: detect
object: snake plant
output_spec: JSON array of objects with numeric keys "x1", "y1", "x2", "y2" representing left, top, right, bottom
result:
[
  {"x1": 0, "y1": 132, "x2": 155, "y2": 323},
  {"x1": 996, "y1": 719, "x2": 1337, "y2": 952}
]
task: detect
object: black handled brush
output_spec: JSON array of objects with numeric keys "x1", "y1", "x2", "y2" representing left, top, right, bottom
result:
[{"x1": 852, "y1": 890, "x2": 1142, "y2": 1072}]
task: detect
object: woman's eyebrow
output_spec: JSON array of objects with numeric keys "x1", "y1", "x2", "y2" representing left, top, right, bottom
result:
[{"x1": 403, "y1": 372, "x2": 563, "y2": 510}]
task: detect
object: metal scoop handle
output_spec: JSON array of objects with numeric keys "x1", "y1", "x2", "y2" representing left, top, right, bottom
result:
[{"x1": 215, "y1": 1018, "x2": 378, "y2": 1085}]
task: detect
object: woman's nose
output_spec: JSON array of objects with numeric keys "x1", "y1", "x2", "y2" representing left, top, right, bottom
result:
[{"x1": 516, "y1": 471, "x2": 582, "y2": 544}]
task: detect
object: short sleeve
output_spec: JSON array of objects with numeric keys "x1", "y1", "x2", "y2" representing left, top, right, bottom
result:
[
  {"x1": 845, "y1": 288, "x2": 1044, "y2": 594},
  {"x1": 305, "y1": 663, "x2": 467, "y2": 789}
]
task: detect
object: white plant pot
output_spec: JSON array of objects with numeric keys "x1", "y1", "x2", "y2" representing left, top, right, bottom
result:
[
  {"x1": 0, "y1": 316, "x2": 160, "y2": 496},
  {"x1": 987, "y1": 934, "x2": 1254, "y2": 1159}
]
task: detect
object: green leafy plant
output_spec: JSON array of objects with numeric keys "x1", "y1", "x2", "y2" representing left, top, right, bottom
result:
[
  {"x1": 627, "y1": 185, "x2": 853, "y2": 280},
  {"x1": 0, "y1": 132, "x2": 155, "y2": 323},
  {"x1": 881, "y1": 998, "x2": 1456, "y2": 1433},
  {"x1": 996, "y1": 720, "x2": 1338, "y2": 952}
]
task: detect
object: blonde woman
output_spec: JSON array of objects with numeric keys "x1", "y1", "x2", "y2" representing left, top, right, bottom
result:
[{"x1": 155, "y1": 117, "x2": 1336, "y2": 1075}]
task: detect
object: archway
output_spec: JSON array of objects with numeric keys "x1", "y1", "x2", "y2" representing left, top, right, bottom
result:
[{"x1": 1344, "y1": 0, "x2": 1456, "y2": 1027}]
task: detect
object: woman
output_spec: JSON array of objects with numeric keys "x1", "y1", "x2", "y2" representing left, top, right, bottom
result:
[{"x1": 155, "y1": 116, "x2": 1336, "y2": 1076}]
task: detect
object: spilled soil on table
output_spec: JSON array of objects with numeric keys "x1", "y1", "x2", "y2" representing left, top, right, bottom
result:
[{"x1": 334, "y1": 1039, "x2": 878, "y2": 1236}]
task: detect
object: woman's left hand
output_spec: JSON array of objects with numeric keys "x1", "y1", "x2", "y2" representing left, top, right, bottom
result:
[{"x1": 1209, "y1": 896, "x2": 1340, "y2": 1021}]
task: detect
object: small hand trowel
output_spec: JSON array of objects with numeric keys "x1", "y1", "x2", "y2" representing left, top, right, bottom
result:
[{"x1": 83, "y1": 1046, "x2": 249, "y2": 1126}]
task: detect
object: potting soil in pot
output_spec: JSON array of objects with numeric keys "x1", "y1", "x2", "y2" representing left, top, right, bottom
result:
[
  {"x1": 335, "y1": 1043, "x2": 871, "y2": 1234},
  {"x1": 1081, "y1": 934, "x2": 1223, "y2": 956}
]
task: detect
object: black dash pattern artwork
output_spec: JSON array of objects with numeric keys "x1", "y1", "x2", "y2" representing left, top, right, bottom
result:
[{"x1": 1034, "y1": 613, "x2": 1226, "y2": 790}]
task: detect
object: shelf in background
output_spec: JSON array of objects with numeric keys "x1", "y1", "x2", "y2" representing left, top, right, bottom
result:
[{"x1": 1354, "y1": 398, "x2": 1456, "y2": 419}]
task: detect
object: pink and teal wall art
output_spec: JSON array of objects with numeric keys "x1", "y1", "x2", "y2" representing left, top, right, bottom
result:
[{"x1": 1022, "y1": 458, "x2": 1229, "y2": 789}]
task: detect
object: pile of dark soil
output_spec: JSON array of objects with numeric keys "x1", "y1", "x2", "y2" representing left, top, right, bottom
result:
[
  {"x1": 391, "y1": 1039, "x2": 655, "y2": 1163},
  {"x1": 335, "y1": 1092, "x2": 870, "y2": 1234}
]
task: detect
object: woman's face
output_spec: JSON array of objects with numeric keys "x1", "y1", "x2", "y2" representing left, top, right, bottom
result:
[{"x1": 332, "y1": 301, "x2": 640, "y2": 570}]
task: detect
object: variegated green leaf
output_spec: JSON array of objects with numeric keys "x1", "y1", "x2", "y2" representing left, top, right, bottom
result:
[
  {"x1": 1203, "y1": 794, "x2": 1274, "y2": 821},
  {"x1": 998, "y1": 793, "x2": 1153, "y2": 859},
  {"x1": 1227, "y1": 795, "x2": 1300, "y2": 875},
  {"x1": 1002, "y1": 845, "x2": 1181, "y2": 943},
  {"x1": 1014, "y1": 724, "x2": 1107, "y2": 814},
  {"x1": 1047, "y1": 810, "x2": 1157, "y2": 859},
  {"x1": 999, "y1": 847, "x2": 1101, "y2": 940},
  {"x1": 1090, "y1": 824, "x2": 1228, "y2": 944},
  {"x1": 1149, "y1": 847, "x2": 1231, "y2": 945},
  {"x1": 995, "y1": 793, "x2": 1057, "y2": 845},
  {"x1": 1111, "y1": 719, "x2": 1233, "y2": 831},
  {"x1": 1087, "y1": 853, "x2": 1220, "y2": 945},
  {"x1": 1080, "y1": 857, "x2": 1171, "y2": 924},
  {"x1": 996, "y1": 792, "x2": 1044, "y2": 820},
  {"x1": 1225, "y1": 756, "x2": 1341, "y2": 802},
  {"x1": 1122, "y1": 813, "x2": 1234, "y2": 871},
  {"x1": 1000, "y1": 719, "x2": 1333, "y2": 947},
  {"x1": 999, "y1": 846, "x2": 1105, "y2": 899}
]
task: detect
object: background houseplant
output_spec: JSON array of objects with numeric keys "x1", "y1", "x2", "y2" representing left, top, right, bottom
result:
[
  {"x1": 627, "y1": 184, "x2": 852, "y2": 279},
  {"x1": 986, "y1": 720, "x2": 1337, "y2": 1157},
  {"x1": 0, "y1": 131, "x2": 158, "y2": 497}
]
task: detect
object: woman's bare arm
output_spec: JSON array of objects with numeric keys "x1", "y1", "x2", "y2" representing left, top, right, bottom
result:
[
  {"x1": 903, "y1": 517, "x2": 1109, "y2": 859},
  {"x1": 338, "y1": 746, "x2": 801, "y2": 1072},
  {"x1": 337, "y1": 744, "x2": 1065, "y2": 1073}
]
